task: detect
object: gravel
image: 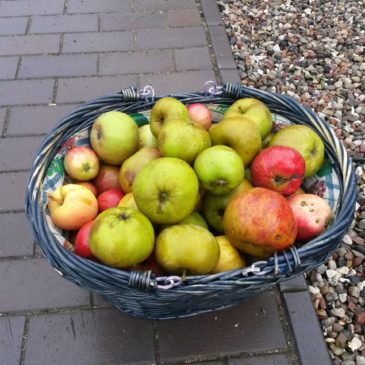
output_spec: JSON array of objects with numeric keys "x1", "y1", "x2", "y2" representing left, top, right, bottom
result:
[{"x1": 218, "y1": 0, "x2": 365, "y2": 363}]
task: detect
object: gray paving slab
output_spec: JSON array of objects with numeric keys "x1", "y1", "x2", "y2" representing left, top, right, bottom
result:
[
  {"x1": 133, "y1": 0, "x2": 196, "y2": 11},
  {"x1": 0, "y1": 57, "x2": 19, "y2": 80},
  {"x1": 228, "y1": 353, "x2": 291, "y2": 365},
  {"x1": 174, "y1": 47, "x2": 212, "y2": 71},
  {"x1": 167, "y1": 8, "x2": 202, "y2": 27},
  {"x1": 67, "y1": 0, "x2": 132, "y2": 14},
  {"x1": 0, "y1": 0, "x2": 64, "y2": 16},
  {"x1": 0, "y1": 17, "x2": 28, "y2": 35},
  {"x1": 0, "y1": 107, "x2": 6, "y2": 132},
  {"x1": 0, "y1": 171, "x2": 29, "y2": 212}
]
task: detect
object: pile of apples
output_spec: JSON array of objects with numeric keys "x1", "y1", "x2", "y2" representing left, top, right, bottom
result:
[{"x1": 47, "y1": 96, "x2": 333, "y2": 276}]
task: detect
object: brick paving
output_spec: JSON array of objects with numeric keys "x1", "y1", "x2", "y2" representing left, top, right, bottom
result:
[{"x1": 0, "y1": 1, "x2": 331, "y2": 364}]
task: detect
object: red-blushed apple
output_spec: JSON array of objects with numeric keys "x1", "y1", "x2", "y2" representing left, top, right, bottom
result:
[
  {"x1": 97, "y1": 189, "x2": 124, "y2": 212},
  {"x1": 251, "y1": 146, "x2": 305, "y2": 196},
  {"x1": 74, "y1": 181, "x2": 98, "y2": 196},
  {"x1": 74, "y1": 220, "x2": 94, "y2": 258},
  {"x1": 287, "y1": 193, "x2": 332, "y2": 242},
  {"x1": 64, "y1": 146, "x2": 99, "y2": 181},
  {"x1": 187, "y1": 103, "x2": 212, "y2": 130},
  {"x1": 93, "y1": 164, "x2": 121, "y2": 194},
  {"x1": 286, "y1": 187, "x2": 305, "y2": 199},
  {"x1": 47, "y1": 184, "x2": 98, "y2": 231}
]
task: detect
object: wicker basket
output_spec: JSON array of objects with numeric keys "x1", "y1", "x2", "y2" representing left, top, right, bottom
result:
[{"x1": 25, "y1": 83, "x2": 357, "y2": 319}]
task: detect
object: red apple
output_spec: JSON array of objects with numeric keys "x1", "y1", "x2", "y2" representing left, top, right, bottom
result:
[
  {"x1": 74, "y1": 181, "x2": 98, "y2": 196},
  {"x1": 287, "y1": 193, "x2": 332, "y2": 242},
  {"x1": 74, "y1": 220, "x2": 94, "y2": 258},
  {"x1": 97, "y1": 189, "x2": 124, "y2": 212},
  {"x1": 64, "y1": 146, "x2": 99, "y2": 181},
  {"x1": 93, "y1": 164, "x2": 121, "y2": 194},
  {"x1": 187, "y1": 103, "x2": 212, "y2": 130},
  {"x1": 251, "y1": 146, "x2": 305, "y2": 196}
]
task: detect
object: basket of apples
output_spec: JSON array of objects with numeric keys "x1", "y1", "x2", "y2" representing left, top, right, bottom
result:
[{"x1": 25, "y1": 83, "x2": 357, "y2": 319}]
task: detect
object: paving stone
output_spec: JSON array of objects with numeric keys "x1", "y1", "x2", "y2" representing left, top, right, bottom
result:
[
  {"x1": 0, "y1": 136, "x2": 43, "y2": 171},
  {"x1": 158, "y1": 291, "x2": 287, "y2": 363},
  {"x1": 220, "y1": 68, "x2": 240, "y2": 84},
  {"x1": 18, "y1": 54, "x2": 98, "y2": 78},
  {"x1": 201, "y1": 0, "x2": 224, "y2": 25},
  {"x1": 0, "y1": 17, "x2": 28, "y2": 35},
  {"x1": 0, "y1": 0, "x2": 64, "y2": 16},
  {"x1": 92, "y1": 293, "x2": 113, "y2": 307},
  {"x1": 100, "y1": 12, "x2": 166, "y2": 31},
  {"x1": 228, "y1": 353, "x2": 291, "y2": 365},
  {"x1": 174, "y1": 47, "x2": 212, "y2": 71},
  {"x1": 189, "y1": 362, "x2": 223, "y2": 365},
  {"x1": 0, "y1": 258, "x2": 91, "y2": 312},
  {"x1": 7, "y1": 104, "x2": 74, "y2": 136},
  {"x1": 0, "y1": 171, "x2": 29, "y2": 211},
  {"x1": 282, "y1": 291, "x2": 332, "y2": 365},
  {"x1": 99, "y1": 50, "x2": 175, "y2": 75},
  {"x1": 133, "y1": 0, "x2": 196, "y2": 11},
  {"x1": 56, "y1": 75, "x2": 137, "y2": 103},
  {"x1": 30, "y1": 14, "x2": 98, "y2": 34},
  {"x1": 62, "y1": 31, "x2": 134, "y2": 53},
  {"x1": 140, "y1": 69, "x2": 216, "y2": 95},
  {"x1": 279, "y1": 274, "x2": 308, "y2": 292},
  {"x1": 0, "y1": 107, "x2": 6, "y2": 132},
  {"x1": 0, "y1": 35, "x2": 60, "y2": 56},
  {"x1": 167, "y1": 8, "x2": 202, "y2": 27},
  {"x1": 0, "y1": 316, "x2": 26, "y2": 365},
  {"x1": 0, "y1": 57, "x2": 18, "y2": 80},
  {"x1": 24, "y1": 308, "x2": 155, "y2": 365},
  {"x1": 0, "y1": 79, "x2": 54, "y2": 106},
  {"x1": 0, "y1": 212, "x2": 35, "y2": 257},
  {"x1": 67, "y1": 0, "x2": 132, "y2": 14},
  {"x1": 136, "y1": 27, "x2": 206, "y2": 50}
]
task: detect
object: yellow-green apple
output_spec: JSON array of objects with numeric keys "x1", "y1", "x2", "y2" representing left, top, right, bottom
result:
[
  {"x1": 149, "y1": 97, "x2": 189, "y2": 137},
  {"x1": 97, "y1": 188, "x2": 124, "y2": 212},
  {"x1": 251, "y1": 146, "x2": 305, "y2": 196},
  {"x1": 158, "y1": 120, "x2": 211, "y2": 164},
  {"x1": 223, "y1": 187, "x2": 297, "y2": 258},
  {"x1": 119, "y1": 147, "x2": 161, "y2": 193},
  {"x1": 74, "y1": 220, "x2": 94, "y2": 258},
  {"x1": 287, "y1": 193, "x2": 332, "y2": 242},
  {"x1": 64, "y1": 146, "x2": 99, "y2": 181},
  {"x1": 224, "y1": 98, "x2": 273, "y2": 139},
  {"x1": 74, "y1": 181, "x2": 98, "y2": 196},
  {"x1": 209, "y1": 116, "x2": 262, "y2": 166},
  {"x1": 90, "y1": 111, "x2": 139, "y2": 165},
  {"x1": 269, "y1": 125, "x2": 324, "y2": 177},
  {"x1": 202, "y1": 179, "x2": 252, "y2": 233},
  {"x1": 194, "y1": 145, "x2": 244, "y2": 195},
  {"x1": 262, "y1": 132, "x2": 274, "y2": 148},
  {"x1": 133, "y1": 157, "x2": 199, "y2": 224},
  {"x1": 139, "y1": 124, "x2": 158, "y2": 148},
  {"x1": 47, "y1": 184, "x2": 98, "y2": 231},
  {"x1": 211, "y1": 236, "x2": 246, "y2": 274},
  {"x1": 155, "y1": 224, "x2": 220, "y2": 274},
  {"x1": 93, "y1": 164, "x2": 121, "y2": 194},
  {"x1": 187, "y1": 103, "x2": 212, "y2": 130},
  {"x1": 89, "y1": 207, "x2": 154, "y2": 268},
  {"x1": 118, "y1": 192, "x2": 138, "y2": 209},
  {"x1": 179, "y1": 212, "x2": 208, "y2": 229}
]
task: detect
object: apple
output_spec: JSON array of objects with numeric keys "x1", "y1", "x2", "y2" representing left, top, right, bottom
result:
[
  {"x1": 97, "y1": 189, "x2": 124, "y2": 212},
  {"x1": 74, "y1": 181, "x2": 98, "y2": 196},
  {"x1": 158, "y1": 120, "x2": 211, "y2": 164},
  {"x1": 89, "y1": 207, "x2": 154, "y2": 268},
  {"x1": 251, "y1": 146, "x2": 305, "y2": 196},
  {"x1": 211, "y1": 236, "x2": 246, "y2": 274},
  {"x1": 179, "y1": 212, "x2": 208, "y2": 229},
  {"x1": 118, "y1": 192, "x2": 138, "y2": 209},
  {"x1": 287, "y1": 187, "x2": 305, "y2": 199},
  {"x1": 47, "y1": 184, "x2": 98, "y2": 230},
  {"x1": 149, "y1": 97, "x2": 189, "y2": 137},
  {"x1": 74, "y1": 220, "x2": 94, "y2": 258},
  {"x1": 194, "y1": 145, "x2": 244, "y2": 195},
  {"x1": 223, "y1": 187, "x2": 297, "y2": 258},
  {"x1": 131, "y1": 252, "x2": 165, "y2": 276},
  {"x1": 287, "y1": 194, "x2": 332, "y2": 242},
  {"x1": 64, "y1": 146, "x2": 99, "y2": 181},
  {"x1": 93, "y1": 164, "x2": 121, "y2": 194},
  {"x1": 90, "y1": 111, "x2": 139, "y2": 165},
  {"x1": 223, "y1": 98, "x2": 273, "y2": 139},
  {"x1": 139, "y1": 124, "x2": 158, "y2": 148},
  {"x1": 187, "y1": 103, "x2": 212, "y2": 130},
  {"x1": 155, "y1": 224, "x2": 220, "y2": 274},
  {"x1": 269, "y1": 125, "x2": 325, "y2": 177},
  {"x1": 133, "y1": 157, "x2": 199, "y2": 224}
]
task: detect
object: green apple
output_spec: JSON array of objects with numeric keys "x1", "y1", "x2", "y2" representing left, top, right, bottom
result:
[
  {"x1": 179, "y1": 212, "x2": 208, "y2": 229},
  {"x1": 118, "y1": 192, "x2": 138, "y2": 209},
  {"x1": 156, "y1": 224, "x2": 220, "y2": 274},
  {"x1": 202, "y1": 179, "x2": 252, "y2": 233},
  {"x1": 194, "y1": 145, "x2": 244, "y2": 195},
  {"x1": 90, "y1": 111, "x2": 139, "y2": 165},
  {"x1": 119, "y1": 147, "x2": 161, "y2": 193},
  {"x1": 133, "y1": 157, "x2": 199, "y2": 224},
  {"x1": 139, "y1": 124, "x2": 158, "y2": 148},
  {"x1": 269, "y1": 125, "x2": 324, "y2": 177},
  {"x1": 224, "y1": 98, "x2": 273, "y2": 139},
  {"x1": 89, "y1": 207, "x2": 154, "y2": 268},
  {"x1": 149, "y1": 97, "x2": 189, "y2": 137},
  {"x1": 158, "y1": 120, "x2": 211, "y2": 164},
  {"x1": 209, "y1": 116, "x2": 262, "y2": 166}
]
